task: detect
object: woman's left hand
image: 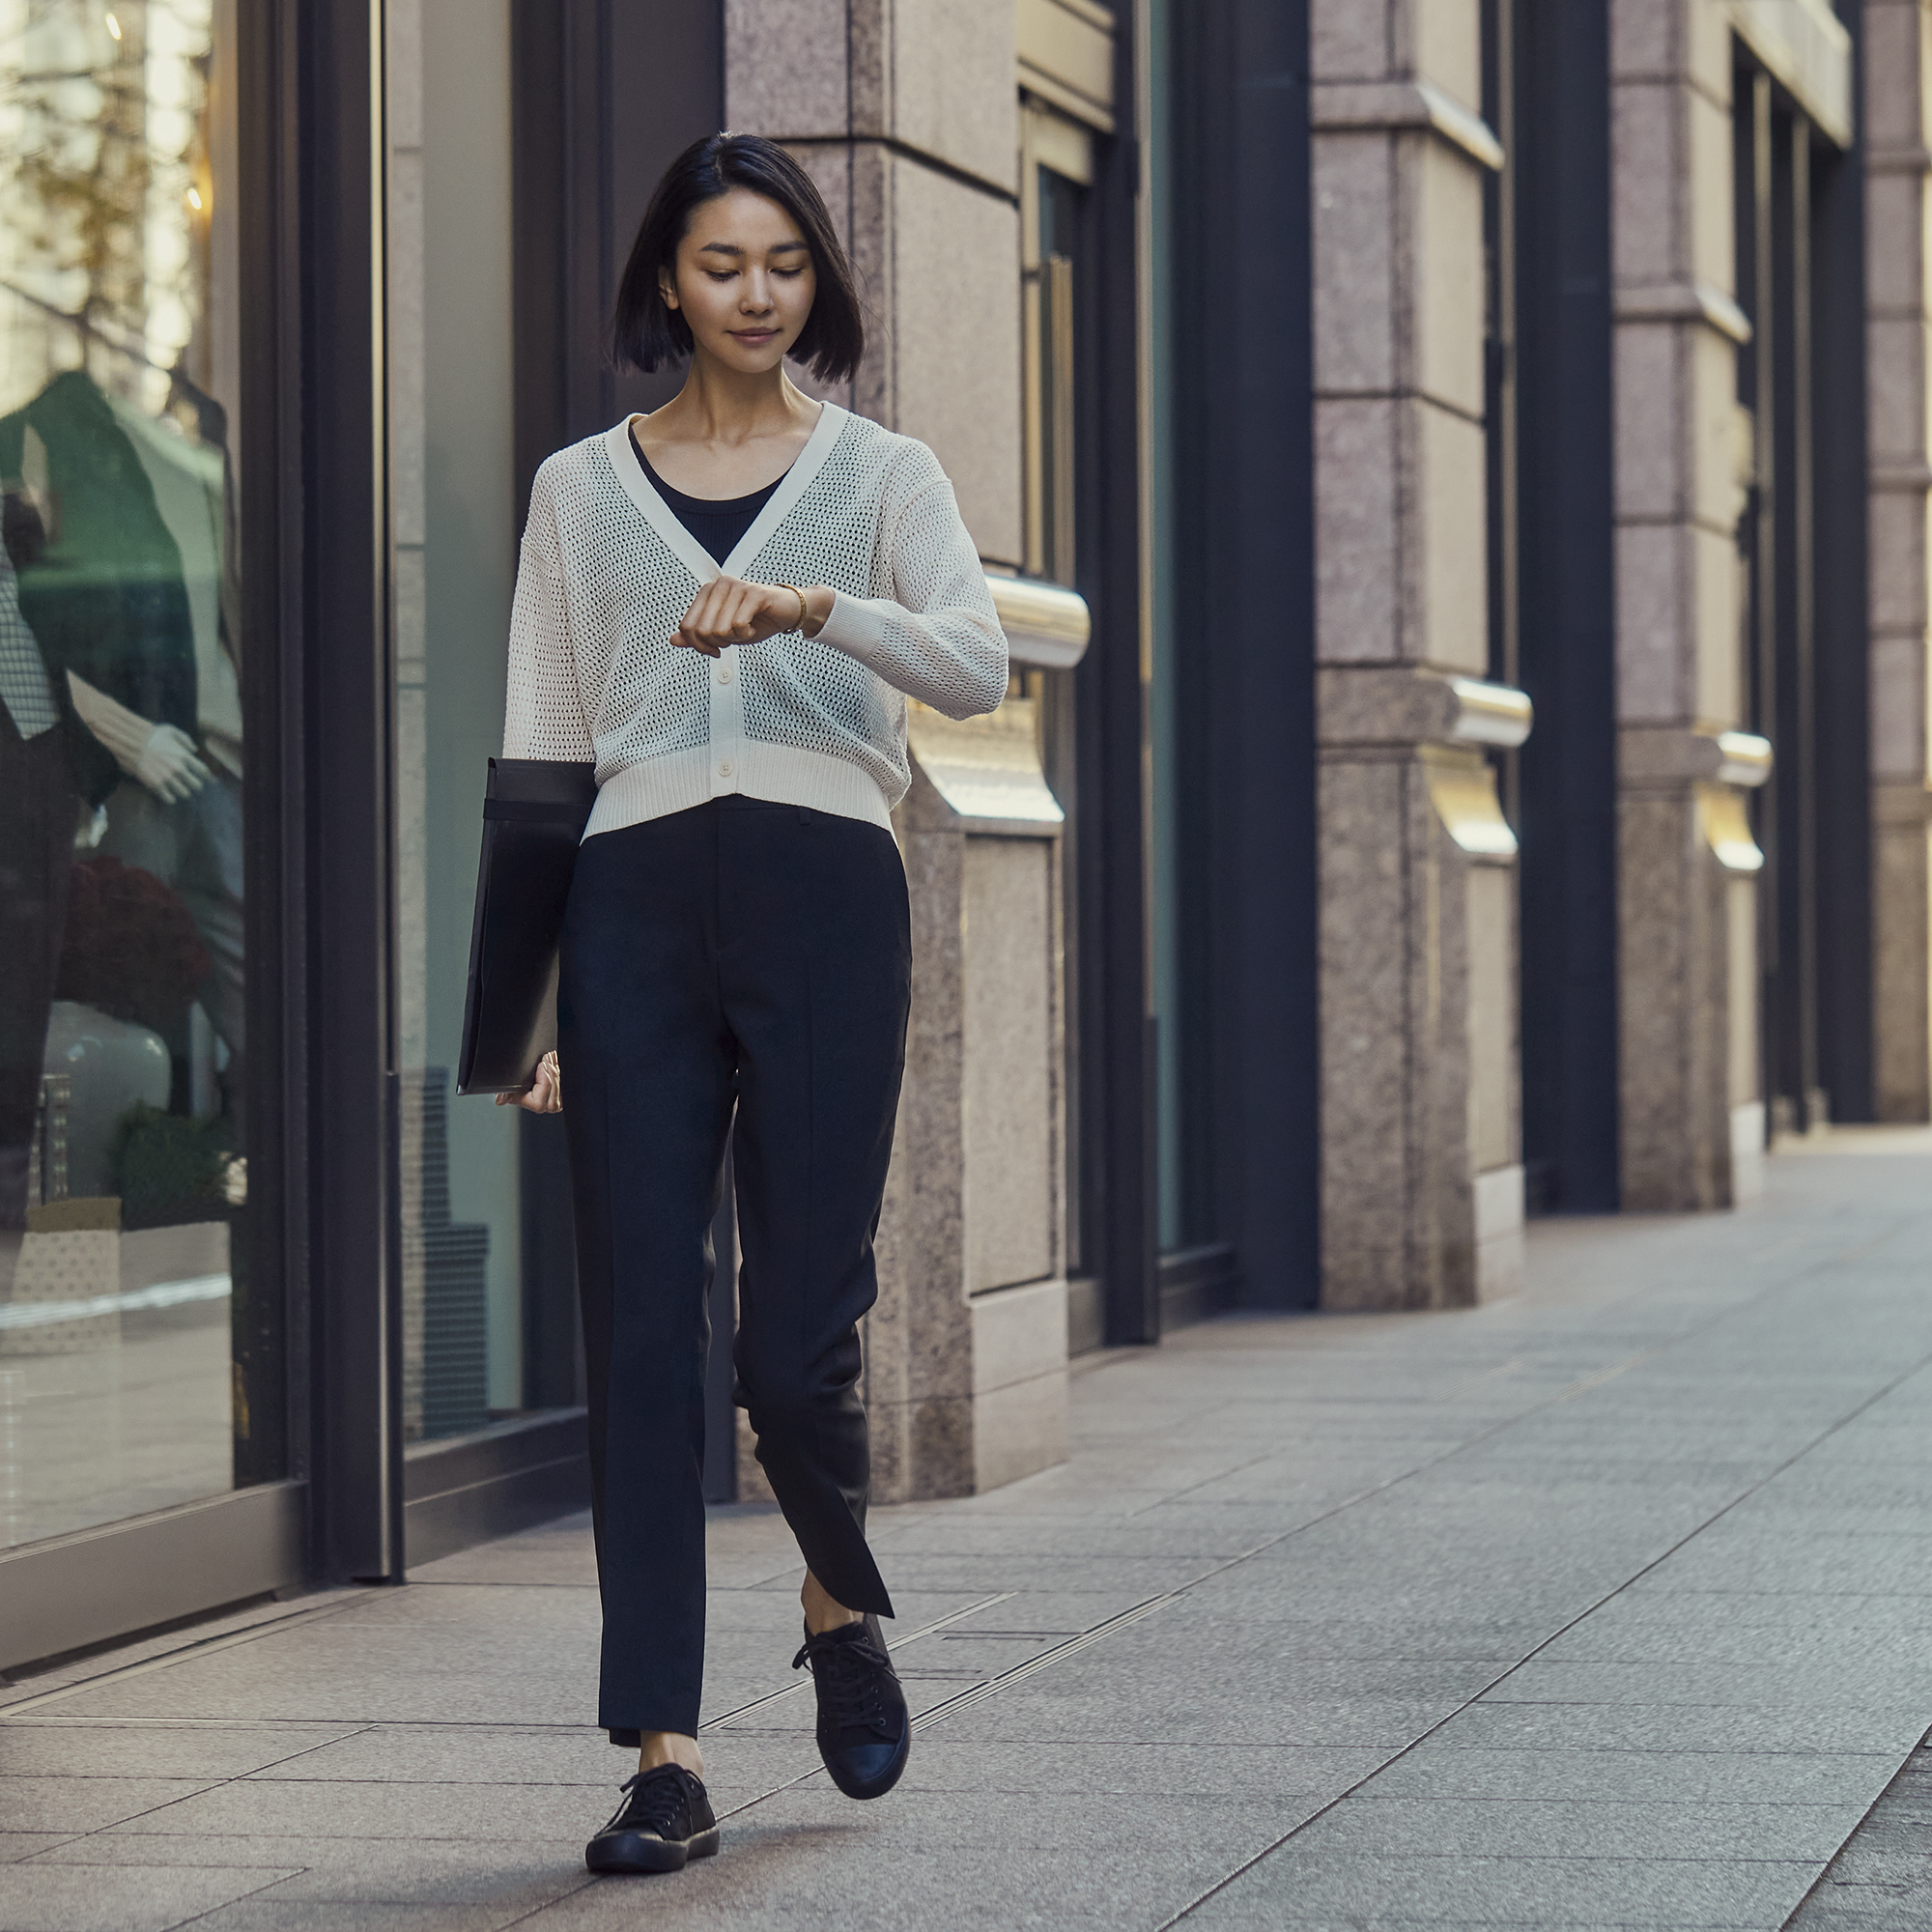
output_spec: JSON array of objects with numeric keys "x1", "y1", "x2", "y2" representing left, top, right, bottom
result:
[
  {"x1": 671, "y1": 578, "x2": 831, "y2": 656},
  {"x1": 497, "y1": 1051, "x2": 562, "y2": 1114}
]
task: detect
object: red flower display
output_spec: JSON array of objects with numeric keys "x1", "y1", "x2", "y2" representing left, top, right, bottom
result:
[{"x1": 55, "y1": 857, "x2": 213, "y2": 1034}]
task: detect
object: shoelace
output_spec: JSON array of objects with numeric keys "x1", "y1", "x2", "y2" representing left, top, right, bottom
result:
[
  {"x1": 792, "y1": 1628, "x2": 893, "y2": 1737},
  {"x1": 610, "y1": 1765, "x2": 693, "y2": 1837}
]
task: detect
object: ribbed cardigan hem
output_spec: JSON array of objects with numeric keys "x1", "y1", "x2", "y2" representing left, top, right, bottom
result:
[{"x1": 583, "y1": 742, "x2": 896, "y2": 841}]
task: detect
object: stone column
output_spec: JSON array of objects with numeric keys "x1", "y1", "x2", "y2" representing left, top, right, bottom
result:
[
  {"x1": 1608, "y1": 0, "x2": 1765, "y2": 1206},
  {"x1": 867, "y1": 707, "x2": 1068, "y2": 1501},
  {"x1": 726, "y1": 5, "x2": 1068, "y2": 1499},
  {"x1": 732, "y1": 702, "x2": 1071, "y2": 1508},
  {"x1": 724, "y1": 0, "x2": 1024, "y2": 566},
  {"x1": 1310, "y1": 0, "x2": 1527, "y2": 1307},
  {"x1": 1866, "y1": 0, "x2": 1932, "y2": 1122}
]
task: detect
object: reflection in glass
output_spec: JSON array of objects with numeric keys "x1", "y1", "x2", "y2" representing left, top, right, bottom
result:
[
  {"x1": 0, "y1": 0, "x2": 275, "y2": 1551},
  {"x1": 389, "y1": 0, "x2": 579, "y2": 1450}
]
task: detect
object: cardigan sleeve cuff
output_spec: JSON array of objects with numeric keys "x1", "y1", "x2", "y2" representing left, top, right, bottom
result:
[{"x1": 813, "y1": 590, "x2": 892, "y2": 667}]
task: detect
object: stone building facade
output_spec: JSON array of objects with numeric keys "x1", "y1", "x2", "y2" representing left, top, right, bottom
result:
[
  {"x1": 467, "y1": 0, "x2": 1924, "y2": 1482},
  {"x1": 11, "y1": 0, "x2": 1928, "y2": 1675},
  {"x1": 677, "y1": 0, "x2": 1927, "y2": 1422}
]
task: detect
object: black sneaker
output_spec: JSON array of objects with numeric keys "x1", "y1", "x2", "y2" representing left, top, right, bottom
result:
[
  {"x1": 791, "y1": 1612, "x2": 910, "y2": 1801},
  {"x1": 583, "y1": 1763, "x2": 719, "y2": 1874}
]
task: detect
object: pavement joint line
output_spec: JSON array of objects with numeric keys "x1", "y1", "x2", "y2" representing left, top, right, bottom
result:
[
  {"x1": 496, "y1": 1876, "x2": 606, "y2": 1927},
  {"x1": 2, "y1": 1716, "x2": 374, "y2": 1729},
  {"x1": 1122, "y1": 1447, "x2": 1293, "y2": 1518},
  {"x1": 145, "y1": 1867, "x2": 328, "y2": 1932},
  {"x1": 2, "y1": 1716, "x2": 612, "y2": 1730},
  {"x1": 906, "y1": 1592, "x2": 1181, "y2": 1730},
  {"x1": 1778, "y1": 1718, "x2": 1932, "y2": 1929},
  {"x1": 401, "y1": 1579, "x2": 600, "y2": 1591},
  {"x1": 711, "y1": 1759, "x2": 838, "y2": 1824},
  {"x1": 0, "y1": 1593, "x2": 383, "y2": 1720},
  {"x1": 1130, "y1": 1321, "x2": 1695, "y2": 1521},
  {"x1": 9, "y1": 1719, "x2": 385, "y2": 1880},
  {"x1": 696, "y1": 1591, "x2": 1014, "y2": 1730},
  {"x1": 1153, "y1": 1310, "x2": 1932, "y2": 1928}
]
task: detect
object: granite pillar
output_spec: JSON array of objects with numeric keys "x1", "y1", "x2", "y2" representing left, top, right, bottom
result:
[
  {"x1": 1865, "y1": 0, "x2": 1932, "y2": 1122},
  {"x1": 732, "y1": 705, "x2": 1070, "y2": 1507},
  {"x1": 1609, "y1": 0, "x2": 1767, "y2": 1206},
  {"x1": 725, "y1": 7, "x2": 1065, "y2": 1500},
  {"x1": 724, "y1": 0, "x2": 1023, "y2": 565},
  {"x1": 1311, "y1": 0, "x2": 1526, "y2": 1307},
  {"x1": 867, "y1": 708, "x2": 1068, "y2": 1502},
  {"x1": 1617, "y1": 733, "x2": 1769, "y2": 1208}
]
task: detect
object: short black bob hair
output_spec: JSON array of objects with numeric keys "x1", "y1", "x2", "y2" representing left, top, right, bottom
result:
[{"x1": 612, "y1": 132, "x2": 864, "y2": 384}]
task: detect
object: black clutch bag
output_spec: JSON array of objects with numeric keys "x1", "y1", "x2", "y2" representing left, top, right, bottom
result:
[{"x1": 455, "y1": 757, "x2": 598, "y2": 1096}]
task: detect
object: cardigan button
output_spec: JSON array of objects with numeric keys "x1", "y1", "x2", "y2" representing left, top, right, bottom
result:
[{"x1": 718, "y1": 760, "x2": 733, "y2": 778}]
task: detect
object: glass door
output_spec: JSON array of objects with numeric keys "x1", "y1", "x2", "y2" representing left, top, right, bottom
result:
[
  {"x1": 387, "y1": 0, "x2": 584, "y2": 1458},
  {"x1": 0, "y1": 0, "x2": 284, "y2": 1550}
]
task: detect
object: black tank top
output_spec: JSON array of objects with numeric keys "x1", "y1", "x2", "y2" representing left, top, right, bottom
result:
[{"x1": 630, "y1": 427, "x2": 784, "y2": 567}]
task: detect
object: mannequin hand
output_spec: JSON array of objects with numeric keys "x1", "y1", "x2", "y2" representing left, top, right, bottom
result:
[
  {"x1": 497, "y1": 1050, "x2": 562, "y2": 1114},
  {"x1": 135, "y1": 724, "x2": 212, "y2": 802},
  {"x1": 671, "y1": 577, "x2": 832, "y2": 657}
]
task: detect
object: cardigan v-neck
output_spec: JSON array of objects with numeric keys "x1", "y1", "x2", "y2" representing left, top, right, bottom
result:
[
  {"x1": 628, "y1": 429, "x2": 783, "y2": 566},
  {"x1": 607, "y1": 401, "x2": 847, "y2": 584}
]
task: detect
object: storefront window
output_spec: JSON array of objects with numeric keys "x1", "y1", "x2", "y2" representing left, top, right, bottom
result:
[{"x1": 0, "y1": 0, "x2": 276, "y2": 1548}]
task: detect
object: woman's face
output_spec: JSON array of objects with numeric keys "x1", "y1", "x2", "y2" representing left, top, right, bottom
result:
[{"x1": 662, "y1": 187, "x2": 817, "y2": 375}]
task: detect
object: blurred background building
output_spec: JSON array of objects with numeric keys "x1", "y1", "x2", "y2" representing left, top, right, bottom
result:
[{"x1": 3, "y1": 0, "x2": 1923, "y2": 1669}]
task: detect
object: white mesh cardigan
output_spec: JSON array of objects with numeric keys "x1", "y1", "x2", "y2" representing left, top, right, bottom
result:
[{"x1": 502, "y1": 401, "x2": 1010, "y2": 838}]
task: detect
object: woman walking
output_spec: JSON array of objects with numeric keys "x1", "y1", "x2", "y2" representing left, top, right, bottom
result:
[{"x1": 498, "y1": 132, "x2": 1009, "y2": 1875}]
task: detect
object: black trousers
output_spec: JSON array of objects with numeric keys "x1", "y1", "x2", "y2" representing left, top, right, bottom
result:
[{"x1": 558, "y1": 796, "x2": 909, "y2": 1741}]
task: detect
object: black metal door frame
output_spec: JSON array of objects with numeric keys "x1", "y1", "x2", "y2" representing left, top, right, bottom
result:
[
  {"x1": 1809, "y1": 4, "x2": 1874, "y2": 1124},
  {"x1": 1063, "y1": 9, "x2": 1159, "y2": 1344},
  {"x1": 1159, "y1": 0, "x2": 1319, "y2": 1309},
  {"x1": 298, "y1": 0, "x2": 403, "y2": 1584},
  {"x1": 1512, "y1": 0, "x2": 1621, "y2": 1215},
  {"x1": 1735, "y1": 32, "x2": 1871, "y2": 1135}
]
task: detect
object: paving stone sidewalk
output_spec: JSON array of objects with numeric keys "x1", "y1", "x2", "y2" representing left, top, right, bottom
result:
[{"x1": 3, "y1": 1129, "x2": 1931, "y2": 1931}]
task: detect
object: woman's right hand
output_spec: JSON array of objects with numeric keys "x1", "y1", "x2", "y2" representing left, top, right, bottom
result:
[
  {"x1": 497, "y1": 1050, "x2": 562, "y2": 1114},
  {"x1": 671, "y1": 577, "x2": 832, "y2": 656}
]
